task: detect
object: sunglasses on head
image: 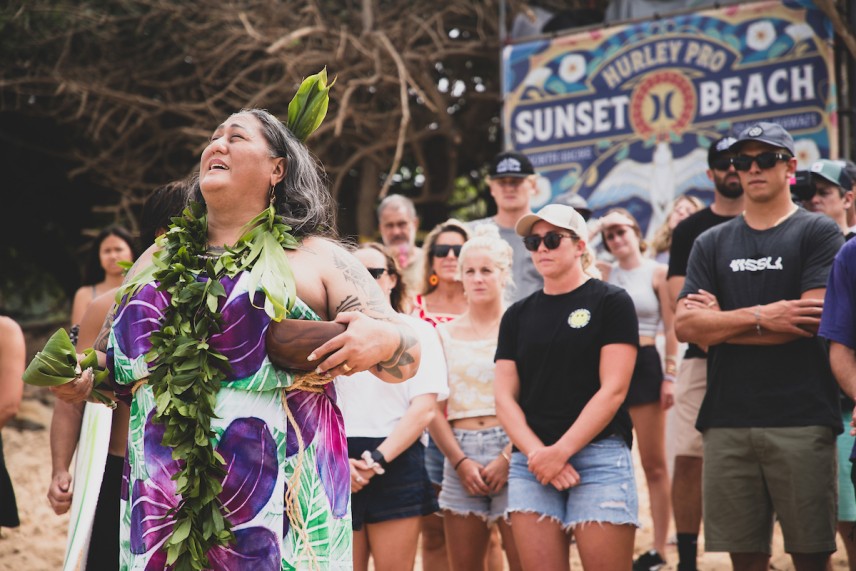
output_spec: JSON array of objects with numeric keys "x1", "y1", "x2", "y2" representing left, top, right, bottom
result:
[
  {"x1": 523, "y1": 231, "x2": 575, "y2": 252},
  {"x1": 710, "y1": 156, "x2": 734, "y2": 171},
  {"x1": 366, "y1": 267, "x2": 387, "y2": 279},
  {"x1": 732, "y1": 152, "x2": 791, "y2": 172},
  {"x1": 432, "y1": 244, "x2": 463, "y2": 258}
]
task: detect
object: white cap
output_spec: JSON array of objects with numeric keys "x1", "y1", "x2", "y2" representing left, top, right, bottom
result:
[{"x1": 515, "y1": 203, "x2": 588, "y2": 240}]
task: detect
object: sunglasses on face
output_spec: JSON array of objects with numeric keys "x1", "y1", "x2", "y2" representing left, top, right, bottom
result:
[
  {"x1": 710, "y1": 156, "x2": 734, "y2": 171},
  {"x1": 732, "y1": 152, "x2": 791, "y2": 172},
  {"x1": 604, "y1": 227, "x2": 629, "y2": 242},
  {"x1": 432, "y1": 244, "x2": 463, "y2": 258},
  {"x1": 366, "y1": 267, "x2": 387, "y2": 279},
  {"x1": 523, "y1": 231, "x2": 575, "y2": 252}
]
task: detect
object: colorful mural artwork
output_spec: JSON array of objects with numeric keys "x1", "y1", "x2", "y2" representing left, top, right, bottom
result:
[{"x1": 502, "y1": 0, "x2": 837, "y2": 237}]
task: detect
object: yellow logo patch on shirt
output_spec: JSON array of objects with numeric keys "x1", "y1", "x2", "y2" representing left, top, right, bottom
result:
[{"x1": 568, "y1": 309, "x2": 591, "y2": 329}]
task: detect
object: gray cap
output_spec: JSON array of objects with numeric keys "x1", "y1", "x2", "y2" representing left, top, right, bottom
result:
[
  {"x1": 731, "y1": 121, "x2": 795, "y2": 155},
  {"x1": 810, "y1": 159, "x2": 853, "y2": 189}
]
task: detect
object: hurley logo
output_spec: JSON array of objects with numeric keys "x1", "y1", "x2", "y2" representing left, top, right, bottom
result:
[
  {"x1": 729, "y1": 256, "x2": 783, "y2": 272},
  {"x1": 747, "y1": 126, "x2": 763, "y2": 136},
  {"x1": 496, "y1": 157, "x2": 523, "y2": 174}
]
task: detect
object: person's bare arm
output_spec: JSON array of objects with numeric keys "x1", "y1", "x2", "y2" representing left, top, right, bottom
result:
[
  {"x1": 829, "y1": 342, "x2": 856, "y2": 437},
  {"x1": 0, "y1": 317, "x2": 24, "y2": 428},
  {"x1": 655, "y1": 266, "x2": 677, "y2": 409},
  {"x1": 667, "y1": 275, "x2": 685, "y2": 313},
  {"x1": 48, "y1": 400, "x2": 83, "y2": 514},
  {"x1": 675, "y1": 289, "x2": 824, "y2": 347},
  {"x1": 306, "y1": 239, "x2": 421, "y2": 382}
]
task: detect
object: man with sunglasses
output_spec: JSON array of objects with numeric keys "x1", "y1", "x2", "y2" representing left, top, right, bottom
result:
[
  {"x1": 665, "y1": 135, "x2": 744, "y2": 571},
  {"x1": 675, "y1": 122, "x2": 843, "y2": 571},
  {"x1": 470, "y1": 151, "x2": 543, "y2": 303}
]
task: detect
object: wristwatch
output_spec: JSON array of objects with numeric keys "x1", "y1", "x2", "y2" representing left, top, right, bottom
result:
[{"x1": 370, "y1": 449, "x2": 389, "y2": 469}]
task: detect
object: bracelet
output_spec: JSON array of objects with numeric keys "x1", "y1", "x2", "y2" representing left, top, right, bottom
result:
[
  {"x1": 754, "y1": 305, "x2": 762, "y2": 336},
  {"x1": 664, "y1": 355, "x2": 678, "y2": 364},
  {"x1": 665, "y1": 365, "x2": 678, "y2": 375},
  {"x1": 664, "y1": 373, "x2": 676, "y2": 383},
  {"x1": 500, "y1": 451, "x2": 511, "y2": 464},
  {"x1": 454, "y1": 456, "x2": 469, "y2": 470}
]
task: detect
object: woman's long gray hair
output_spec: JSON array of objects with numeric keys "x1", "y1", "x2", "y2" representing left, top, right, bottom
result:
[{"x1": 194, "y1": 108, "x2": 338, "y2": 239}]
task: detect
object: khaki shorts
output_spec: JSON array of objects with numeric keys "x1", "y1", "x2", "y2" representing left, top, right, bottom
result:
[
  {"x1": 672, "y1": 357, "x2": 707, "y2": 458},
  {"x1": 703, "y1": 426, "x2": 838, "y2": 555}
]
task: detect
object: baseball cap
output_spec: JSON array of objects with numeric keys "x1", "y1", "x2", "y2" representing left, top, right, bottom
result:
[
  {"x1": 810, "y1": 159, "x2": 853, "y2": 189},
  {"x1": 707, "y1": 136, "x2": 737, "y2": 168},
  {"x1": 489, "y1": 151, "x2": 535, "y2": 178},
  {"x1": 731, "y1": 121, "x2": 795, "y2": 156},
  {"x1": 515, "y1": 203, "x2": 588, "y2": 240},
  {"x1": 552, "y1": 192, "x2": 593, "y2": 220}
]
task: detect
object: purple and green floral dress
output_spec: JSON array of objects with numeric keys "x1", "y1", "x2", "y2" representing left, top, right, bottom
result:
[{"x1": 108, "y1": 271, "x2": 352, "y2": 570}]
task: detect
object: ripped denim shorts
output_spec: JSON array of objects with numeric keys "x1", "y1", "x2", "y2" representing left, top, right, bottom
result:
[
  {"x1": 438, "y1": 425, "x2": 510, "y2": 523},
  {"x1": 506, "y1": 435, "x2": 639, "y2": 529}
]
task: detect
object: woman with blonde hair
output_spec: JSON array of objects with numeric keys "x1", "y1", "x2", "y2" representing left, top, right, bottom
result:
[
  {"x1": 411, "y1": 218, "x2": 470, "y2": 571},
  {"x1": 648, "y1": 195, "x2": 704, "y2": 264},
  {"x1": 600, "y1": 207, "x2": 677, "y2": 570},
  {"x1": 430, "y1": 224, "x2": 521, "y2": 571},
  {"x1": 496, "y1": 204, "x2": 639, "y2": 570}
]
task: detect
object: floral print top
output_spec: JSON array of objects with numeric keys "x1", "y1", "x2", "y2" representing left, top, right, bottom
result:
[{"x1": 108, "y1": 271, "x2": 353, "y2": 570}]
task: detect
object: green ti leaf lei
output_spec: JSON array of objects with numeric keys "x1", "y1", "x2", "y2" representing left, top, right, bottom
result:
[{"x1": 119, "y1": 203, "x2": 299, "y2": 570}]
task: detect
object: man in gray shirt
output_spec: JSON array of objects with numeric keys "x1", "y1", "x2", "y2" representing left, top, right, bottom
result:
[{"x1": 469, "y1": 151, "x2": 544, "y2": 303}]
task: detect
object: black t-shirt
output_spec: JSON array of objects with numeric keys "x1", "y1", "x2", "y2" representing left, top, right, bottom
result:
[
  {"x1": 680, "y1": 209, "x2": 843, "y2": 431},
  {"x1": 495, "y1": 279, "x2": 638, "y2": 448},
  {"x1": 668, "y1": 207, "x2": 737, "y2": 359}
]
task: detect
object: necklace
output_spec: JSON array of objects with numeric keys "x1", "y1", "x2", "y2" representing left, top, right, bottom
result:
[
  {"x1": 467, "y1": 315, "x2": 501, "y2": 339},
  {"x1": 119, "y1": 203, "x2": 298, "y2": 570}
]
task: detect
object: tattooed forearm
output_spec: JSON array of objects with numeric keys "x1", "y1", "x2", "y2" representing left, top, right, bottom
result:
[
  {"x1": 93, "y1": 306, "x2": 117, "y2": 353},
  {"x1": 334, "y1": 295, "x2": 362, "y2": 314},
  {"x1": 375, "y1": 326, "x2": 418, "y2": 379}
]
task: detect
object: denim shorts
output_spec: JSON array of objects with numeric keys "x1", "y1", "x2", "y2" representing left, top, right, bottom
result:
[
  {"x1": 348, "y1": 437, "x2": 438, "y2": 531},
  {"x1": 424, "y1": 435, "x2": 445, "y2": 486},
  {"x1": 438, "y1": 426, "x2": 510, "y2": 523},
  {"x1": 506, "y1": 435, "x2": 639, "y2": 529}
]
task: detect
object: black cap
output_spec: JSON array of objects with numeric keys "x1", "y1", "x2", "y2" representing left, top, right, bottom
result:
[
  {"x1": 489, "y1": 151, "x2": 535, "y2": 178},
  {"x1": 731, "y1": 121, "x2": 795, "y2": 156},
  {"x1": 707, "y1": 136, "x2": 737, "y2": 168}
]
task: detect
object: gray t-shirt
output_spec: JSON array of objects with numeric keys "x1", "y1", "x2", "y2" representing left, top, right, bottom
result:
[
  {"x1": 679, "y1": 209, "x2": 843, "y2": 431},
  {"x1": 469, "y1": 217, "x2": 544, "y2": 303}
]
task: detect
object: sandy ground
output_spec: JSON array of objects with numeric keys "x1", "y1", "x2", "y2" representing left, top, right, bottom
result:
[{"x1": 0, "y1": 389, "x2": 852, "y2": 571}]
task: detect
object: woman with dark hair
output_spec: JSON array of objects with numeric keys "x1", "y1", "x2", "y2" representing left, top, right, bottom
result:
[
  {"x1": 336, "y1": 242, "x2": 447, "y2": 571},
  {"x1": 49, "y1": 179, "x2": 189, "y2": 571},
  {"x1": 70, "y1": 225, "x2": 138, "y2": 329},
  {"x1": 600, "y1": 208, "x2": 676, "y2": 570},
  {"x1": 52, "y1": 108, "x2": 422, "y2": 570}
]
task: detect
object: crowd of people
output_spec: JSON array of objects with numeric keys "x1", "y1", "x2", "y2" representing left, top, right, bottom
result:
[{"x1": 1, "y1": 115, "x2": 855, "y2": 571}]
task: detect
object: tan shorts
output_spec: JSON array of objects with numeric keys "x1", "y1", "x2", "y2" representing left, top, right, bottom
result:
[{"x1": 672, "y1": 357, "x2": 707, "y2": 457}]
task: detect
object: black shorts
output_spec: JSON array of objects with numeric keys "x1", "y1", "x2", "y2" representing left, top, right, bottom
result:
[
  {"x1": 87, "y1": 453, "x2": 124, "y2": 571},
  {"x1": 347, "y1": 437, "x2": 438, "y2": 531},
  {"x1": 624, "y1": 345, "x2": 663, "y2": 407}
]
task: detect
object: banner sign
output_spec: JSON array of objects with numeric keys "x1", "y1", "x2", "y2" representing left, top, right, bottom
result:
[{"x1": 502, "y1": 0, "x2": 836, "y2": 237}]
